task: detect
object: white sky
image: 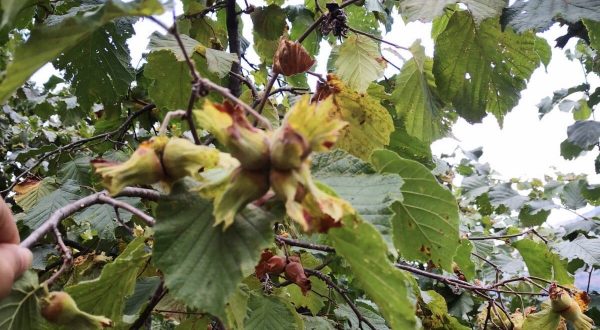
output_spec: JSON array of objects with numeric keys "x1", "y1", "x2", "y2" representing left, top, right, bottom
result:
[{"x1": 30, "y1": 1, "x2": 600, "y2": 222}]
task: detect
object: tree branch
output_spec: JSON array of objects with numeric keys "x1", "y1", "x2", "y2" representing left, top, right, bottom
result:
[
  {"x1": 130, "y1": 281, "x2": 167, "y2": 330},
  {"x1": 20, "y1": 188, "x2": 160, "y2": 249},
  {"x1": 226, "y1": 0, "x2": 242, "y2": 97},
  {"x1": 149, "y1": 16, "x2": 272, "y2": 131},
  {"x1": 276, "y1": 235, "x2": 336, "y2": 253},
  {"x1": 468, "y1": 228, "x2": 547, "y2": 244},
  {"x1": 304, "y1": 269, "x2": 376, "y2": 330}
]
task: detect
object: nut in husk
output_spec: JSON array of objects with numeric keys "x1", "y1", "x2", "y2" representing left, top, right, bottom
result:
[
  {"x1": 41, "y1": 291, "x2": 112, "y2": 329},
  {"x1": 272, "y1": 38, "x2": 315, "y2": 76}
]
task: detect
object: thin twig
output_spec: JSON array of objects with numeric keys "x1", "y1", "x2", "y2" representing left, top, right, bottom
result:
[
  {"x1": 587, "y1": 266, "x2": 594, "y2": 293},
  {"x1": 98, "y1": 194, "x2": 156, "y2": 226},
  {"x1": 230, "y1": 71, "x2": 258, "y2": 99},
  {"x1": 44, "y1": 227, "x2": 73, "y2": 286},
  {"x1": 149, "y1": 15, "x2": 272, "y2": 131},
  {"x1": 269, "y1": 86, "x2": 310, "y2": 97},
  {"x1": 130, "y1": 281, "x2": 167, "y2": 330},
  {"x1": 226, "y1": 0, "x2": 242, "y2": 97},
  {"x1": 467, "y1": 229, "x2": 544, "y2": 242},
  {"x1": 305, "y1": 269, "x2": 376, "y2": 330},
  {"x1": 1, "y1": 104, "x2": 155, "y2": 198},
  {"x1": 347, "y1": 26, "x2": 409, "y2": 50},
  {"x1": 158, "y1": 110, "x2": 187, "y2": 134},
  {"x1": 276, "y1": 236, "x2": 336, "y2": 253},
  {"x1": 20, "y1": 188, "x2": 160, "y2": 249},
  {"x1": 256, "y1": 74, "x2": 278, "y2": 115}
]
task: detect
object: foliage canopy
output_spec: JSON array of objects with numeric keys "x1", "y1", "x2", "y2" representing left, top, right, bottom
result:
[{"x1": 1, "y1": 0, "x2": 600, "y2": 329}]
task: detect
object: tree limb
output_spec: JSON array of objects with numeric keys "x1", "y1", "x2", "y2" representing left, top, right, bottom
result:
[{"x1": 20, "y1": 188, "x2": 160, "y2": 249}]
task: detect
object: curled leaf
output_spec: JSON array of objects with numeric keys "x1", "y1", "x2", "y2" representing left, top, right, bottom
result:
[
  {"x1": 284, "y1": 256, "x2": 311, "y2": 295},
  {"x1": 255, "y1": 250, "x2": 287, "y2": 280},
  {"x1": 272, "y1": 38, "x2": 315, "y2": 76}
]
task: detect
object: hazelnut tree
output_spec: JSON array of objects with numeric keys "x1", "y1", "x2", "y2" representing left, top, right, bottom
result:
[{"x1": 1, "y1": 0, "x2": 600, "y2": 329}]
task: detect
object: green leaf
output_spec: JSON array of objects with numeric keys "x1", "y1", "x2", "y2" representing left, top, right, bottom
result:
[
  {"x1": 123, "y1": 277, "x2": 161, "y2": 316},
  {"x1": 153, "y1": 182, "x2": 275, "y2": 318},
  {"x1": 561, "y1": 179, "x2": 588, "y2": 210},
  {"x1": 518, "y1": 200, "x2": 555, "y2": 226},
  {"x1": 287, "y1": 7, "x2": 319, "y2": 56},
  {"x1": 0, "y1": 0, "x2": 164, "y2": 103},
  {"x1": 334, "y1": 34, "x2": 385, "y2": 93},
  {"x1": 560, "y1": 139, "x2": 585, "y2": 160},
  {"x1": 177, "y1": 316, "x2": 211, "y2": 330},
  {"x1": 391, "y1": 41, "x2": 446, "y2": 142},
  {"x1": 65, "y1": 237, "x2": 150, "y2": 325},
  {"x1": 433, "y1": 11, "x2": 551, "y2": 123},
  {"x1": 399, "y1": 0, "x2": 505, "y2": 24},
  {"x1": 461, "y1": 175, "x2": 490, "y2": 200},
  {"x1": 501, "y1": 0, "x2": 600, "y2": 32},
  {"x1": 555, "y1": 235, "x2": 600, "y2": 267},
  {"x1": 58, "y1": 156, "x2": 92, "y2": 185},
  {"x1": 54, "y1": 22, "x2": 135, "y2": 109},
  {"x1": 371, "y1": 149, "x2": 460, "y2": 271},
  {"x1": 22, "y1": 180, "x2": 82, "y2": 230},
  {"x1": 387, "y1": 126, "x2": 435, "y2": 168},
  {"x1": 488, "y1": 183, "x2": 528, "y2": 209},
  {"x1": 287, "y1": 277, "x2": 327, "y2": 316},
  {"x1": 144, "y1": 50, "x2": 192, "y2": 111},
  {"x1": 329, "y1": 219, "x2": 419, "y2": 329},
  {"x1": 421, "y1": 290, "x2": 470, "y2": 330},
  {"x1": 584, "y1": 19, "x2": 600, "y2": 51},
  {"x1": 302, "y1": 316, "x2": 337, "y2": 330},
  {"x1": 453, "y1": 239, "x2": 476, "y2": 281},
  {"x1": 205, "y1": 48, "x2": 239, "y2": 78},
  {"x1": 245, "y1": 294, "x2": 303, "y2": 330},
  {"x1": 0, "y1": 271, "x2": 45, "y2": 330},
  {"x1": 522, "y1": 307, "x2": 561, "y2": 330},
  {"x1": 512, "y1": 239, "x2": 573, "y2": 284},
  {"x1": 312, "y1": 150, "x2": 403, "y2": 253},
  {"x1": 148, "y1": 32, "x2": 199, "y2": 61},
  {"x1": 225, "y1": 285, "x2": 249, "y2": 330},
  {"x1": 148, "y1": 32, "x2": 237, "y2": 79},
  {"x1": 335, "y1": 303, "x2": 390, "y2": 330},
  {"x1": 13, "y1": 177, "x2": 59, "y2": 212},
  {"x1": 73, "y1": 197, "x2": 141, "y2": 240},
  {"x1": 565, "y1": 120, "x2": 600, "y2": 150},
  {"x1": 250, "y1": 5, "x2": 287, "y2": 41},
  {"x1": 0, "y1": 0, "x2": 35, "y2": 29}
]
